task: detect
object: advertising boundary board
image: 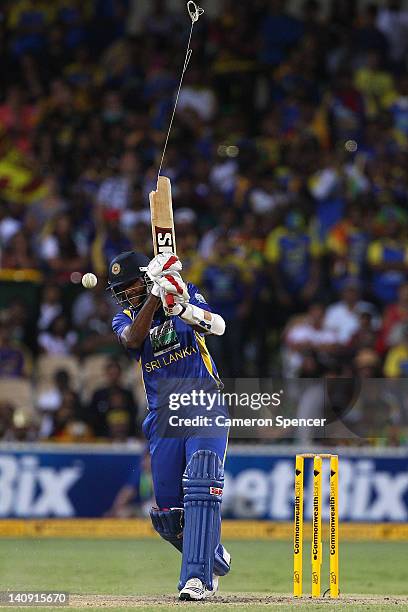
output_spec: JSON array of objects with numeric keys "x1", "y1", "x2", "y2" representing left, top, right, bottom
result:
[{"x1": 0, "y1": 444, "x2": 407, "y2": 524}]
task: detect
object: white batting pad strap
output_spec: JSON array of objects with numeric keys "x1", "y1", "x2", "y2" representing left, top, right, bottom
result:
[{"x1": 179, "y1": 304, "x2": 225, "y2": 336}]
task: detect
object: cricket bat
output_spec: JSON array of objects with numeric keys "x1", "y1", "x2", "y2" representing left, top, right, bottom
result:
[{"x1": 149, "y1": 176, "x2": 177, "y2": 307}]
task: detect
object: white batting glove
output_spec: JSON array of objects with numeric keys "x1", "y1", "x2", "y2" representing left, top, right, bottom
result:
[
  {"x1": 160, "y1": 288, "x2": 186, "y2": 316},
  {"x1": 146, "y1": 253, "x2": 182, "y2": 282},
  {"x1": 150, "y1": 281, "x2": 161, "y2": 297},
  {"x1": 156, "y1": 271, "x2": 189, "y2": 301}
]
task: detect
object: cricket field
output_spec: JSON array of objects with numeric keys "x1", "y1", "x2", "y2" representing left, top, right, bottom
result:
[{"x1": 0, "y1": 539, "x2": 406, "y2": 611}]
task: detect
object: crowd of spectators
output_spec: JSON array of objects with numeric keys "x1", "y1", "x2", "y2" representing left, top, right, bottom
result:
[{"x1": 1, "y1": 0, "x2": 408, "y2": 443}]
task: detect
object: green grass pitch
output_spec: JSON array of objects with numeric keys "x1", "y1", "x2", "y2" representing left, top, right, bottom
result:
[{"x1": 0, "y1": 539, "x2": 406, "y2": 611}]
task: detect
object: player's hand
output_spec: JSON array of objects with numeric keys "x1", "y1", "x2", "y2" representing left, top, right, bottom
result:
[
  {"x1": 146, "y1": 253, "x2": 182, "y2": 282},
  {"x1": 150, "y1": 281, "x2": 161, "y2": 298},
  {"x1": 156, "y1": 271, "x2": 189, "y2": 301},
  {"x1": 160, "y1": 288, "x2": 186, "y2": 316}
]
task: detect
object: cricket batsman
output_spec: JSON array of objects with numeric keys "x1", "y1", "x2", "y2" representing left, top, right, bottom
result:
[{"x1": 108, "y1": 250, "x2": 231, "y2": 600}]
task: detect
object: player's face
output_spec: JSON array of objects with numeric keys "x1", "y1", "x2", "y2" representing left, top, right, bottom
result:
[{"x1": 124, "y1": 278, "x2": 147, "y2": 308}]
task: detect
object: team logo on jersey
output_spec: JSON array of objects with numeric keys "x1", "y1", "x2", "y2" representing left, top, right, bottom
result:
[
  {"x1": 194, "y1": 292, "x2": 206, "y2": 304},
  {"x1": 111, "y1": 263, "x2": 121, "y2": 275},
  {"x1": 150, "y1": 319, "x2": 181, "y2": 356}
]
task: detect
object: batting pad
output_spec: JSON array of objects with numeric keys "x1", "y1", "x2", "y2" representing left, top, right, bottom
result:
[
  {"x1": 179, "y1": 450, "x2": 224, "y2": 590},
  {"x1": 150, "y1": 507, "x2": 230, "y2": 577},
  {"x1": 150, "y1": 507, "x2": 183, "y2": 553}
]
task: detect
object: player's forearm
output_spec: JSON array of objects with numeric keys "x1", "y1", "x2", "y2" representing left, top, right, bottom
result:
[
  {"x1": 122, "y1": 294, "x2": 160, "y2": 349},
  {"x1": 177, "y1": 304, "x2": 226, "y2": 336}
]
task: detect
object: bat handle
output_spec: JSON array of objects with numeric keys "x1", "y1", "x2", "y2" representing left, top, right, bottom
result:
[{"x1": 166, "y1": 294, "x2": 175, "y2": 308}]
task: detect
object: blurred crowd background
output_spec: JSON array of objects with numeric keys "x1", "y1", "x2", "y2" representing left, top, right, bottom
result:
[{"x1": 1, "y1": 0, "x2": 408, "y2": 444}]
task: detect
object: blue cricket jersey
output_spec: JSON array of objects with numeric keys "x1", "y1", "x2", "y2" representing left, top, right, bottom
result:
[{"x1": 112, "y1": 283, "x2": 222, "y2": 411}]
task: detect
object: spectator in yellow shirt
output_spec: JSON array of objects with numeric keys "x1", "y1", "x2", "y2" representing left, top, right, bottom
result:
[
  {"x1": 384, "y1": 324, "x2": 408, "y2": 377},
  {"x1": 265, "y1": 210, "x2": 322, "y2": 313},
  {"x1": 354, "y1": 50, "x2": 395, "y2": 118},
  {"x1": 192, "y1": 235, "x2": 252, "y2": 377}
]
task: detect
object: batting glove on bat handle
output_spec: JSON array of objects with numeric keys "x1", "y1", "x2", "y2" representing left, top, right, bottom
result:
[
  {"x1": 166, "y1": 294, "x2": 175, "y2": 308},
  {"x1": 151, "y1": 282, "x2": 161, "y2": 298}
]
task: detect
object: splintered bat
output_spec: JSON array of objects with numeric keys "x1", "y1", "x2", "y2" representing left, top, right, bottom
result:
[
  {"x1": 149, "y1": 176, "x2": 177, "y2": 307},
  {"x1": 148, "y1": 3, "x2": 203, "y2": 309}
]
